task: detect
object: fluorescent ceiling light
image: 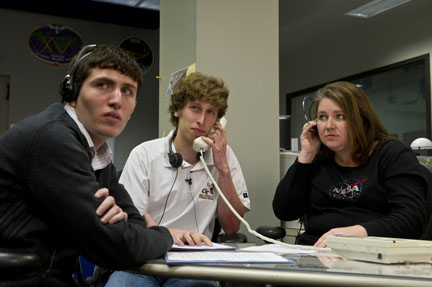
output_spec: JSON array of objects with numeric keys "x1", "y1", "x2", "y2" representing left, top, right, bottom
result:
[
  {"x1": 138, "y1": 0, "x2": 160, "y2": 10},
  {"x1": 93, "y1": 0, "x2": 160, "y2": 10},
  {"x1": 345, "y1": 0, "x2": 410, "y2": 18}
]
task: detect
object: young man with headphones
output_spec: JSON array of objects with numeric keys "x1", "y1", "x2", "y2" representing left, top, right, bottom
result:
[
  {"x1": 0, "y1": 44, "x2": 173, "y2": 286},
  {"x1": 107, "y1": 72, "x2": 250, "y2": 287}
]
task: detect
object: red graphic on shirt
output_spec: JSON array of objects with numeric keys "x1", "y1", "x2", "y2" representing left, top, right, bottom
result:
[{"x1": 329, "y1": 178, "x2": 368, "y2": 202}]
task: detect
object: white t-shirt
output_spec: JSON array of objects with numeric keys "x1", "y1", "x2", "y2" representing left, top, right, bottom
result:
[{"x1": 120, "y1": 130, "x2": 250, "y2": 238}]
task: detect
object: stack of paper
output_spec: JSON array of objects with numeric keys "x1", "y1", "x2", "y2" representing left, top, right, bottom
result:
[{"x1": 165, "y1": 243, "x2": 294, "y2": 265}]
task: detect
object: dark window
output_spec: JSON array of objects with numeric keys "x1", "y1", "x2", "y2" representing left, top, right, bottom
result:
[{"x1": 285, "y1": 54, "x2": 430, "y2": 148}]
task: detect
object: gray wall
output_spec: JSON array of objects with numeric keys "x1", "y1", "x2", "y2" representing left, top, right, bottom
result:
[
  {"x1": 279, "y1": 5, "x2": 432, "y2": 118},
  {"x1": 0, "y1": 8, "x2": 160, "y2": 168},
  {"x1": 160, "y1": 0, "x2": 280, "y2": 243}
]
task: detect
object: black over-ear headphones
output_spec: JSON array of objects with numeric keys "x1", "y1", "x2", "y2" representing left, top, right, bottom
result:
[
  {"x1": 59, "y1": 44, "x2": 97, "y2": 102},
  {"x1": 168, "y1": 134, "x2": 183, "y2": 168}
]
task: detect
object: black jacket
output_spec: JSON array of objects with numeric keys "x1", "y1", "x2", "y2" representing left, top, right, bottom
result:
[
  {"x1": 274, "y1": 140, "x2": 428, "y2": 245},
  {"x1": 0, "y1": 103, "x2": 173, "y2": 286}
]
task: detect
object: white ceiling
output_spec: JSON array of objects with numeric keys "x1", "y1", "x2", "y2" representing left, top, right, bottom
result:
[{"x1": 279, "y1": 0, "x2": 432, "y2": 63}]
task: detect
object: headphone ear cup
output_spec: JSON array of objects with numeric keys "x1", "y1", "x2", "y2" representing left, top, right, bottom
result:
[
  {"x1": 59, "y1": 74, "x2": 74, "y2": 102},
  {"x1": 169, "y1": 152, "x2": 183, "y2": 168},
  {"x1": 59, "y1": 44, "x2": 96, "y2": 103},
  {"x1": 168, "y1": 133, "x2": 183, "y2": 168}
]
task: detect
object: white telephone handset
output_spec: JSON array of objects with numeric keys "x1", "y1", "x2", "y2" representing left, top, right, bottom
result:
[{"x1": 192, "y1": 117, "x2": 227, "y2": 152}]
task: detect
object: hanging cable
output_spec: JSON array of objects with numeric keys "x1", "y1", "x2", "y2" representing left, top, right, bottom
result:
[{"x1": 199, "y1": 151, "x2": 330, "y2": 252}]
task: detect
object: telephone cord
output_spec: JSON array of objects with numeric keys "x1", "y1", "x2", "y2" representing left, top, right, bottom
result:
[{"x1": 199, "y1": 151, "x2": 330, "y2": 252}]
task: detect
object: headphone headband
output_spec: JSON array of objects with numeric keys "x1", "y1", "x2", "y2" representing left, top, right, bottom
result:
[{"x1": 59, "y1": 44, "x2": 97, "y2": 102}]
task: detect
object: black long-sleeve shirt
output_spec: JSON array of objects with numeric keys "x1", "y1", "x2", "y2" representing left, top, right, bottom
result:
[
  {"x1": 0, "y1": 104, "x2": 173, "y2": 286},
  {"x1": 273, "y1": 140, "x2": 428, "y2": 245}
]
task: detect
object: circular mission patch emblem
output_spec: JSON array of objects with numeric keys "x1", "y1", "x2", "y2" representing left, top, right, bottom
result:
[
  {"x1": 28, "y1": 24, "x2": 83, "y2": 66},
  {"x1": 120, "y1": 37, "x2": 153, "y2": 73}
]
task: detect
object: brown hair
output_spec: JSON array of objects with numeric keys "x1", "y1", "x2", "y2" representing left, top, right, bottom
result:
[
  {"x1": 70, "y1": 44, "x2": 143, "y2": 101},
  {"x1": 168, "y1": 72, "x2": 229, "y2": 127},
  {"x1": 313, "y1": 81, "x2": 397, "y2": 164}
]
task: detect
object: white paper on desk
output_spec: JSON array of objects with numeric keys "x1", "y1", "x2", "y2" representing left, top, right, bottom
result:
[
  {"x1": 165, "y1": 251, "x2": 294, "y2": 264},
  {"x1": 240, "y1": 244, "x2": 316, "y2": 254},
  {"x1": 170, "y1": 242, "x2": 236, "y2": 251}
]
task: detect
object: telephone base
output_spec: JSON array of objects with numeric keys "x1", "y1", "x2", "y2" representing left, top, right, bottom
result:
[{"x1": 326, "y1": 236, "x2": 432, "y2": 264}]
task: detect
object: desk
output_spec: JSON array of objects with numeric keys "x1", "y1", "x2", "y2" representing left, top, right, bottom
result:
[{"x1": 133, "y1": 250, "x2": 432, "y2": 287}]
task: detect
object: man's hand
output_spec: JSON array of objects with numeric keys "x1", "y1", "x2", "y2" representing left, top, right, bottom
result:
[
  {"x1": 95, "y1": 188, "x2": 128, "y2": 224},
  {"x1": 203, "y1": 122, "x2": 230, "y2": 174},
  {"x1": 143, "y1": 213, "x2": 157, "y2": 228},
  {"x1": 169, "y1": 228, "x2": 213, "y2": 247},
  {"x1": 314, "y1": 225, "x2": 367, "y2": 248}
]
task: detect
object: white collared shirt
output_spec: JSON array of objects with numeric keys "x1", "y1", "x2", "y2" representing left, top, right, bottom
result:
[
  {"x1": 64, "y1": 103, "x2": 112, "y2": 170},
  {"x1": 119, "y1": 130, "x2": 250, "y2": 238}
]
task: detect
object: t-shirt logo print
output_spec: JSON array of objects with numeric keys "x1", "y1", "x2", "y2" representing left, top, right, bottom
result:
[
  {"x1": 199, "y1": 182, "x2": 215, "y2": 200},
  {"x1": 328, "y1": 178, "x2": 367, "y2": 202}
]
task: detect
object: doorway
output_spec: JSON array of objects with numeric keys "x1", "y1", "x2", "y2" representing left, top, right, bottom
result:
[{"x1": 0, "y1": 75, "x2": 10, "y2": 135}]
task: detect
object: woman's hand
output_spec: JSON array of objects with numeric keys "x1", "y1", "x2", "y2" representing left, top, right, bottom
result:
[
  {"x1": 95, "y1": 188, "x2": 128, "y2": 224},
  {"x1": 298, "y1": 121, "x2": 321, "y2": 164},
  {"x1": 314, "y1": 225, "x2": 368, "y2": 248}
]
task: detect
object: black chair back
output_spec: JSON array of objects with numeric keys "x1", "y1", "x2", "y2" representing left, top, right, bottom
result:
[
  {"x1": 418, "y1": 161, "x2": 432, "y2": 240},
  {"x1": 0, "y1": 249, "x2": 42, "y2": 287}
]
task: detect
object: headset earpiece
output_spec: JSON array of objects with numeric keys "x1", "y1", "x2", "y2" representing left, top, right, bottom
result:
[
  {"x1": 59, "y1": 74, "x2": 74, "y2": 101},
  {"x1": 169, "y1": 152, "x2": 183, "y2": 169},
  {"x1": 59, "y1": 44, "x2": 96, "y2": 102},
  {"x1": 168, "y1": 136, "x2": 183, "y2": 168}
]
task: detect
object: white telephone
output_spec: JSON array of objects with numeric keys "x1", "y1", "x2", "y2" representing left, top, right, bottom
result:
[{"x1": 192, "y1": 117, "x2": 227, "y2": 152}]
